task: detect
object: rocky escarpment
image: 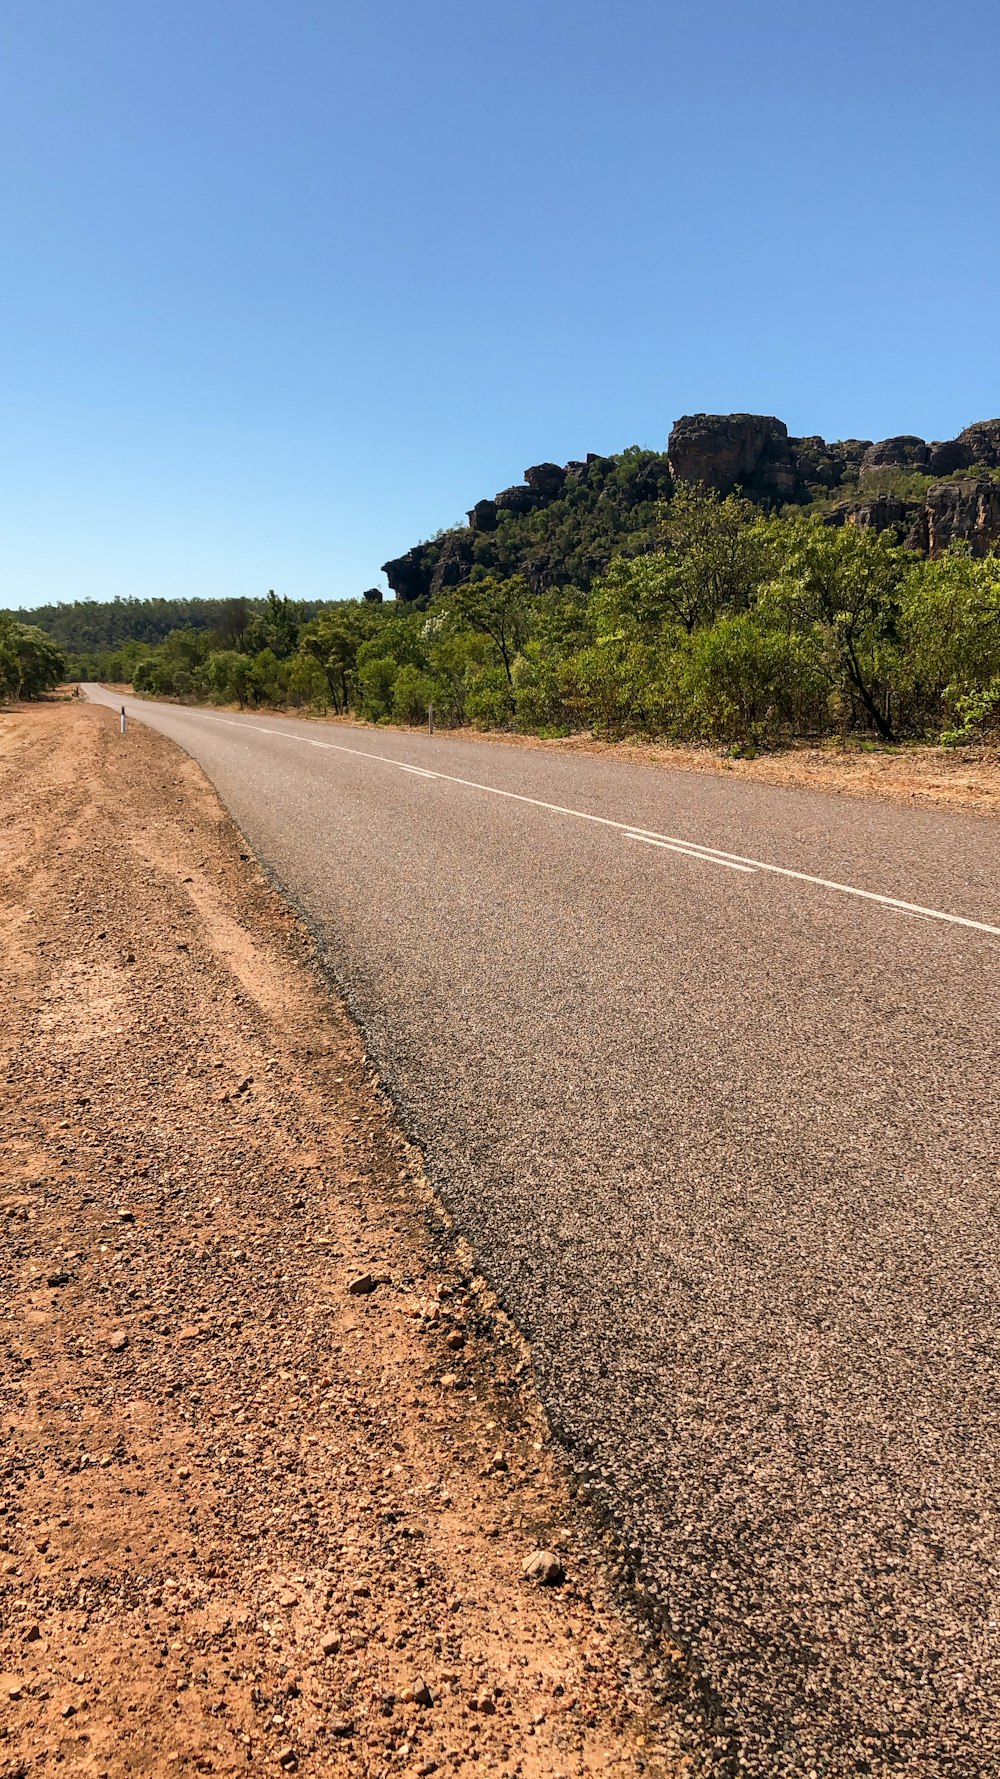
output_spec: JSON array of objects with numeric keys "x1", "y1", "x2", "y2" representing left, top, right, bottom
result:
[
  {"x1": 666, "y1": 414, "x2": 1000, "y2": 539},
  {"x1": 381, "y1": 450, "x2": 670, "y2": 603},
  {"x1": 665, "y1": 414, "x2": 869, "y2": 502},
  {"x1": 381, "y1": 416, "x2": 1000, "y2": 602}
]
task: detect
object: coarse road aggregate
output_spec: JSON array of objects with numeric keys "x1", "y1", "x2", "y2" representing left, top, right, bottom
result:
[{"x1": 83, "y1": 687, "x2": 1000, "y2": 1777}]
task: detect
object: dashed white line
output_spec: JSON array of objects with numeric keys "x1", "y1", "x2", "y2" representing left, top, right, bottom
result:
[
  {"x1": 626, "y1": 833, "x2": 756, "y2": 873},
  {"x1": 103, "y1": 698, "x2": 1000, "y2": 942}
]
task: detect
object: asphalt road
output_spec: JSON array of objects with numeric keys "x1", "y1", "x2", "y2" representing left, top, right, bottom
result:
[{"x1": 82, "y1": 687, "x2": 1000, "y2": 1777}]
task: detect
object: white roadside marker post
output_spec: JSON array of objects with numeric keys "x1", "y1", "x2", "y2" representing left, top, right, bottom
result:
[
  {"x1": 428, "y1": 700, "x2": 435, "y2": 736},
  {"x1": 120, "y1": 706, "x2": 126, "y2": 737}
]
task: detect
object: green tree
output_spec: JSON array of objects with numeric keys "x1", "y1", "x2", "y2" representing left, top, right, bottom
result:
[
  {"x1": 896, "y1": 547, "x2": 1000, "y2": 732},
  {"x1": 298, "y1": 601, "x2": 389, "y2": 713},
  {"x1": 246, "y1": 589, "x2": 298, "y2": 659},
  {"x1": 658, "y1": 482, "x2": 775, "y2": 631},
  {"x1": 762, "y1": 521, "x2": 906, "y2": 740},
  {"x1": 446, "y1": 575, "x2": 530, "y2": 696},
  {"x1": 204, "y1": 649, "x2": 253, "y2": 708},
  {"x1": 671, "y1": 611, "x2": 826, "y2": 744},
  {"x1": 0, "y1": 618, "x2": 66, "y2": 700}
]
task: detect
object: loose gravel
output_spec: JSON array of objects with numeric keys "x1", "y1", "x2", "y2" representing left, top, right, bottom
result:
[
  {"x1": 0, "y1": 704, "x2": 691, "y2": 1779},
  {"x1": 78, "y1": 690, "x2": 1000, "y2": 1779}
]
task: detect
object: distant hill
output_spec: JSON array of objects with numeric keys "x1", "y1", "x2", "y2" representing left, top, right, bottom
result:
[
  {"x1": 3, "y1": 594, "x2": 342, "y2": 655},
  {"x1": 381, "y1": 414, "x2": 1000, "y2": 605}
]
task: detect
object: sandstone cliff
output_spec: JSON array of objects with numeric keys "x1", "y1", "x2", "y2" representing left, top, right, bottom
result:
[{"x1": 382, "y1": 416, "x2": 1000, "y2": 601}]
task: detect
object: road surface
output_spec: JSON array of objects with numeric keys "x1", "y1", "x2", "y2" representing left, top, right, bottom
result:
[{"x1": 83, "y1": 687, "x2": 1000, "y2": 1777}]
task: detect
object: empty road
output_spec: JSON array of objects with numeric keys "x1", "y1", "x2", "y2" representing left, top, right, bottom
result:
[{"x1": 83, "y1": 687, "x2": 1000, "y2": 1777}]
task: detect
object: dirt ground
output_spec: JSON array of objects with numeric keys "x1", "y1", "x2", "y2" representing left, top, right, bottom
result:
[{"x1": 0, "y1": 703, "x2": 695, "y2": 1779}]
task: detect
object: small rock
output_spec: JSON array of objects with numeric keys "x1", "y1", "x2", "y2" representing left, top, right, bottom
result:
[
  {"x1": 3, "y1": 1677, "x2": 22, "y2": 1701},
  {"x1": 523, "y1": 1549, "x2": 565, "y2": 1586},
  {"x1": 347, "y1": 1274, "x2": 377, "y2": 1296},
  {"x1": 409, "y1": 1676, "x2": 433, "y2": 1707},
  {"x1": 177, "y1": 1325, "x2": 200, "y2": 1342},
  {"x1": 490, "y1": 1452, "x2": 508, "y2": 1472},
  {"x1": 445, "y1": 1330, "x2": 465, "y2": 1350},
  {"x1": 473, "y1": 1689, "x2": 496, "y2": 1715},
  {"x1": 62, "y1": 1701, "x2": 77, "y2": 1718},
  {"x1": 277, "y1": 1746, "x2": 297, "y2": 1769},
  {"x1": 277, "y1": 1589, "x2": 298, "y2": 1609},
  {"x1": 108, "y1": 1330, "x2": 128, "y2": 1352},
  {"x1": 327, "y1": 1718, "x2": 353, "y2": 1738},
  {"x1": 118, "y1": 1209, "x2": 135, "y2": 1224},
  {"x1": 24, "y1": 1624, "x2": 41, "y2": 1644},
  {"x1": 47, "y1": 1271, "x2": 71, "y2": 1288},
  {"x1": 319, "y1": 1631, "x2": 340, "y2": 1657}
]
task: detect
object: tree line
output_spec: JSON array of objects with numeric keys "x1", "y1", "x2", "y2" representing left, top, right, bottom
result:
[
  {"x1": 2, "y1": 592, "x2": 341, "y2": 656},
  {"x1": 19, "y1": 486, "x2": 1000, "y2": 746}
]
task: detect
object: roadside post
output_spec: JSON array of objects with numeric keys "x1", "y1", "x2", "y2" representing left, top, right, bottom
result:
[
  {"x1": 428, "y1": 700, "x2": 435, "y2": 736},
  {"x1": 120, "y1": 706, "x2": 126, "y2": 736}
]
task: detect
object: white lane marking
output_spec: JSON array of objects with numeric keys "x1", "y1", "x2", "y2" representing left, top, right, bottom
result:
[
  {"x1": 626, "y1": 833, "x2": 755, "y2": 873},
  {"x1": 115, "y1": 703, "x2": 1000, "y2": 942},
  {"x1": 399, "y1": 764, "x2": 441, "y2": 779}
]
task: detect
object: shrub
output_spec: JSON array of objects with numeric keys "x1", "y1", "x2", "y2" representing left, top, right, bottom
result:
[{"x1": 670, "y1": 612, "x2": 825, "y2": 744}]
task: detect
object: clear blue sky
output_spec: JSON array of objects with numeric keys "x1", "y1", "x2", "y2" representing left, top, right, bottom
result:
[{"x1": 3, "y1": 0, "x2": 999, "y2": 609}]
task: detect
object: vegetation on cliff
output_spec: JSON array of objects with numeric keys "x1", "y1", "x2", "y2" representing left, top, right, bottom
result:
[{"x1": 380, "y1": 414, "x2": 1000, "y2": 609}]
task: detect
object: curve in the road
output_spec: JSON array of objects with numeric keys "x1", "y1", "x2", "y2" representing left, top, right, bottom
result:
[{"x1": 82, "y1": 688, "x2": 1000, "y2": 1779}]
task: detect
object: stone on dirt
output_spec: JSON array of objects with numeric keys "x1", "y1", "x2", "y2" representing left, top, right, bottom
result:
[
  {"x1": 523, "y1": 1549, "x2": 565, "y2": 1585},
  {"x1": 347, "y1": 1272, "x2": 378, "y2": 1296}
]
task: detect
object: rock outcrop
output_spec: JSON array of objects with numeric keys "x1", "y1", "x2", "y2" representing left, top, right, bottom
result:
[
  {"x1": 667, "y1": 414, "x2": 791, "y2": 494},
  {"x1": 494, "y1": 484, "x2": 541, "y2": 516},
  {"x1": 381, "y1": 544, "x2": 437, "y2": 605},
  {"x1": 928, "y1": 438, "x2": 974, "y2": 476},
  {"x1": 428, "y1": 532, "x2": 474, "y2": 596},
  {"x1": 665, "y1": 414, "x2": 886, "y2": 506},
  {"x1": 925, "y1": 476, "x2": 1000, "y2": 555},
  {"x1": 955, "y1": 420, "x2": 1000, "y2": 468},
  {"x1": 468, "y1": 498, "x2": 498, "y2": 533},
  {"x1": 382, "y1": 415, "x2": 1000, "y2": 600},
  {"x1": 524, "y1": 462, "x2": 567, "y2": 498},
  {"x1": 860, "y1": 436, "x2": 930, "y2": 480}
]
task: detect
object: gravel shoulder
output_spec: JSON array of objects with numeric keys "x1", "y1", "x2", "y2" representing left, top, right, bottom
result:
[{"x1": 0, "y1": 703, "x2": 690, "y2": 1779}]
